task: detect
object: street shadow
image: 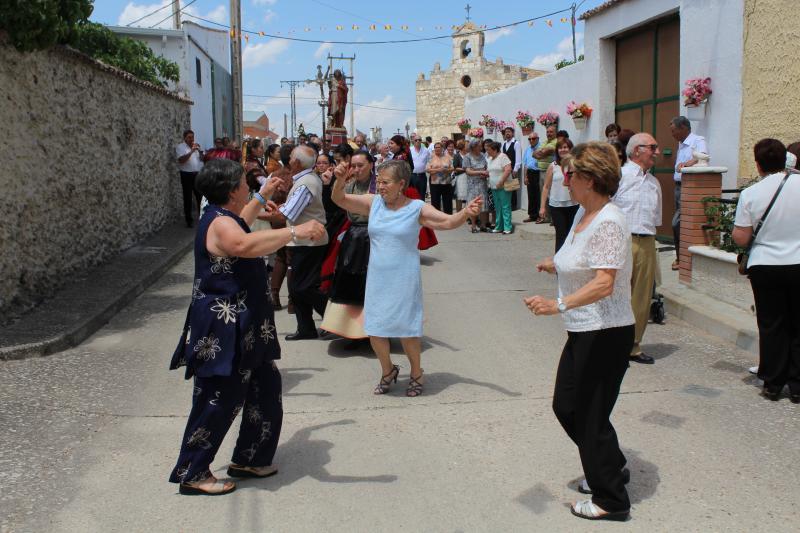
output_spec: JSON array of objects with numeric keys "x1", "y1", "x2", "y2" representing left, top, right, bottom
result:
[
  {"x1": 563, "y1": 448, "x2": 659, "y2": 505},
  {"x1": 420, "y1": 255, "x2": 442, "y2": 266},
  {"x1": 326, "y1": 338, "x2": 374, "y2": 358},
  {"x1": 237, "y1": 419, "x2": 398, "y2": 492},
  {"x1": 281, "y1": 367, "x2": 329, "y2": 397},
  {"x1": 421, "y1": 336, "x2": 459, "y2": 352},
  {"x1": 400, "y1": 371, "x2": 522, "y2": 398},
  {"x1": 641, "y1": 343, "x2": 679, "y2": 360},
  {"x1": 515, "y1": 482, "x2": 556, "y2": 515}
]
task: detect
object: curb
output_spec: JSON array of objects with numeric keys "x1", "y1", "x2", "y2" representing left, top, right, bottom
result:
[
  {"x1": 0, "y1": 226, "x2": 193, "y2": 361},
  {"x1": 660, "y1": 286, "x2": 758, "y2": 355}
]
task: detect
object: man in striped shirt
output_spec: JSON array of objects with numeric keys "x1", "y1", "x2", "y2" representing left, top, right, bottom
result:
[{"x1": 275, "y1": 145, "x2": 329, "y2": 340}]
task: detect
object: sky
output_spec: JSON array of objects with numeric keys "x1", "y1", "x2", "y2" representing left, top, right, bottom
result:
[{"x1": 91, "y1": 0, "x2": 606, "y2": 139}]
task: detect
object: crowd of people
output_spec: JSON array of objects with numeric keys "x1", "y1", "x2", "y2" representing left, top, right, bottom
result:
[{"x1": 169, "y1": 120, "x2": 799, "y2": 522}]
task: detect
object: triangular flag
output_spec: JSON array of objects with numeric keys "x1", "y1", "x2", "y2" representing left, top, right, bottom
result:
[
  {"x1": 244, "y1": 34, "x2": 249, "y2": 42},
  {"x1": 352, "y1": 24, "x2": 359, "y2": 30},
  {"x1": 336, "y1": 25, "x2": 343, "y2": 30},
  {"x1": 259, "y1": 31, "x2": 265, "y2": 36},
  {"x1": 528, "y1": 21, "x2": 534, "y2": 27},
  {"x1": 546, "y1": 20, "x2": 553, "y2": 27},
  {"x1": 229, "y1": 29, "x2": 235, "y2": 37},
  {"x1": 369, "y1": 24, "x2": 376, "y2": 30},
  {"x1": 384, "y1": 24, "x2": 392, "y2": 30}
]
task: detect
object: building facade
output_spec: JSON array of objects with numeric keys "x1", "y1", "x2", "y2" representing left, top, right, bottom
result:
[
  {"x1": 416, "y1": 22, "x2": 546, "y2": 140},
  {"x1": 243, "y1": 111, "x2": 279, "y2": 142},
  {"x1": 109, "y1": 21, "x2": 232, "y2": 149}
]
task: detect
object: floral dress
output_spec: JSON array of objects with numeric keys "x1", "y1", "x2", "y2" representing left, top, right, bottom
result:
[{"x1": 170, "y1": 204, "x2": 281, "y2": 379}]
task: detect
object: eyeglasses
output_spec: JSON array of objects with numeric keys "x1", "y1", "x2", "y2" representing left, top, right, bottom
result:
[
  {"x1": 529, "y1": 137, "x2": 539, "y2": 141},
  {"x1": 637, "y1": 143, "x2": 659, "y2": 152}
]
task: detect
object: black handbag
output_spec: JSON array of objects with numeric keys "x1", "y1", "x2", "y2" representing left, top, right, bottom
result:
[{"x1": 737, "y1": 171, "x2": 791, "y2": 275}]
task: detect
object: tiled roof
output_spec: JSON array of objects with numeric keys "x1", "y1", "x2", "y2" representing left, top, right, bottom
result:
[{"x1": 579, "y1": 0, "x2": 628, "y2": 21}]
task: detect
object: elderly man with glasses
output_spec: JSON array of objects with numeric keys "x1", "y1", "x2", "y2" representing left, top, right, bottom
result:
[
  {"x1": 522, "y1": 132, "x2": 541, "y2": 222},
  {"x1": 613, "y1": 132, "x2": 662, "y2": 365}
]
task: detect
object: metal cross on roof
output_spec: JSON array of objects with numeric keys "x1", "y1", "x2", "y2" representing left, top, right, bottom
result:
[{"x1": 465, "y1": 3, "x2": 472, "y2": 21}]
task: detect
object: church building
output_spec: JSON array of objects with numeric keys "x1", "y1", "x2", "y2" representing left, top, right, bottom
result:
[{"x1": 415, "y1": 21, "x2": 546, "y2": 140}]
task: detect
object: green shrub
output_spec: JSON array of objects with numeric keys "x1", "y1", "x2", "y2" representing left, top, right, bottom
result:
[
  {"x1": 555, "y1": 54, "x2": 584, "y2": 70},
  {"x1": 0, "y1": 0, "x2": 94, "y2": 51}
]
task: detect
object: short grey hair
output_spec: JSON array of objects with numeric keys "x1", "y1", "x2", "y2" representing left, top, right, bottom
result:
[
  {"x1": 670, "y1": 116, "x2": 691, "y2": 130},
  {"x1": 292, "y1": 145, "x2": 317, "y2": 169},
  {"x1": 468, "y1": 139, "x2": 482, "y2": 150},
  {"x1": 626, "y1": 133, "x2": 651, "y2": 157},
  {"x1": 377, "y1": 160, "x2": 410, "y2": 187}
]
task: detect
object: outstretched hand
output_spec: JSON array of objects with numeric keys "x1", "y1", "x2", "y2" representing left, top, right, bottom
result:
[
  {"x1": 333, "y1": 161, "x2": 351, "y2": 184},
  {"x1": 295, "y1": 220, "x2": 325, "y2": 242},
  {"x1": 524, "y1": 295, "x2": 558, "y2": 316},
  {"x1": 258, "y1": 177, "x2": 278, "y2": 198},
  {"x1": 536, "y1": 257, "x2": 556, "y2": 274},
  {"x1": 464, "y1": 196, "x2": 483, "y2": 217}
]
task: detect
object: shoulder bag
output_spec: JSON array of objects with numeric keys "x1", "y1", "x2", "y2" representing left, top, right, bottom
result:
[{"x1": 737, "y1": 171, "x2": 791, "y2": 275}]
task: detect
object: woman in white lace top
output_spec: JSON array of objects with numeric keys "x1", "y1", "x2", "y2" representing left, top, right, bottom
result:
[{"x1": 524, "y1": 142, "x2": 635, "y2": 522}]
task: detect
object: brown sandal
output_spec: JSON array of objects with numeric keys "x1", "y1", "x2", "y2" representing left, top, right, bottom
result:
[
  {"x1": 406, "y1": 371, "x2": 424, "y2": 397},
  {"x1": 179, "y1": 477, "x2": 236, "y2": 496}
]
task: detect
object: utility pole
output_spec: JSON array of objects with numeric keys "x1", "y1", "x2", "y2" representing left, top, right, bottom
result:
[
  {"x1": 230, "y1": 0, "x2": 243, "y2": 140},
  {"x1": 172, "y1": 0, "x2": 182, "y2": 29},
  {"x1": 283, "y1": 113, "x2": 288, "y2": 139},
  {"x1": 571, "y1": 2, "x2": 578, "y2": 62},
  {"x1": 280, "y1": 80, "x2": 305, "y2": 140},
  {"x1": 327, "y1": 54, "x2": 355, "y2": 135}
]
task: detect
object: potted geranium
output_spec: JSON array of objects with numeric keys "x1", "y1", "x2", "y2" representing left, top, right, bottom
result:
[
  {"x1": 566, "y1": 101, "x2": 592, "y2": 130},
  {"x1": 457, "y1": 118, "x2": 472, "y2": 134},
  {"x1": 479, "y1": 114, "x2": 498, "y2": 134},
  {"x1": 516, "y1": 111, "x2": 536, "y2": 135},
  {"x1": 537, "y1": 111, "x2": 559, "y2": 128},
  {"x1": 469, "y1": 127, "x2": 484, "y2": 139},
  {"x1": 683, "y1": 77, "x2": 712, "y2": 120}
]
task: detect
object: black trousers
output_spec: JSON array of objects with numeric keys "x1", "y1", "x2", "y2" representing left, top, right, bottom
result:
[
  {"x1": 553, "y1": 325, "x2": 634, "y2": 513},
  {"x1": 749, "y1": 264, "x2": 800, "y2": 394},
  {"x1": 169, "y1": 362, "x2": 283, "y2": 484},
  {"x1": 180, "y1": 171, "x2": 202, "y2": 223},
  {"x1": 411, "y1": 172, "x2": 428, "y2": 199},
  {"x1": 525, "y1": 169, "x2": 541, "y2": 218},
  {"x1": 430, "y1": 184, "x2": 453, "y2": 214},
  {"x1": 288, "y1": 245, "x2": 328, "y2": 334},
  {"x1": 672, "y1": 182, "x2": 681, "y2": 259},
  {"x1": 551, "y1": 204, "x2": 580, "y2": 252}
]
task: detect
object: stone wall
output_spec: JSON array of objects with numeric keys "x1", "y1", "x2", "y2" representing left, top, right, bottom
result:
[
  {"x1": 416, "y1": 58, "x2": 546, "y2": 141},
  {"x1": 0, "y1": 43, "x2": 191, "y2": 320},
  {"x1": 738, "y1": 0, "x2": 800, "y2": 181}
]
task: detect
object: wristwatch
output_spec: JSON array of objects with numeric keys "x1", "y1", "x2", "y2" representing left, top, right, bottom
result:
[{"x1": 557, "y1": 297, "x2": 568, "y2": 313}]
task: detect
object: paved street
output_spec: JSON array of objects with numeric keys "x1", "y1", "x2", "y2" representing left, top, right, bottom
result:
[{"x1": 2, "y1": 219, "x2": 798, "y2": 532}]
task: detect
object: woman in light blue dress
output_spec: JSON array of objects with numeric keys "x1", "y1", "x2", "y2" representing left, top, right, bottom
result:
[{"x1": 331, "y1": 160, "x2": 482, "y2": 396}]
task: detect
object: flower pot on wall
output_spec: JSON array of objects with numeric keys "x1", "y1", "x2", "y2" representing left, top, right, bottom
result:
[
  {"x1": 486, "y1": 127, "x2": 495, "y2": 134},
  {"x1": 521, "y1": 126, "x2": 533, "y2": 135},
  {"x1": 572, "y1": 116, "x2": 587, "y2": 130},
  {"x1": 686, "y1": 102, "x2": 706, "y2": 121}
]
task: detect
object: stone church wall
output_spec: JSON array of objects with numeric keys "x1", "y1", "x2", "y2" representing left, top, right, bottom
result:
[
  {"x1": 0, "y1": 43, "x2": 190, "y2": 320},
  {"x1": 416, "y1": 59, "x2": 545, "y2": 140}
]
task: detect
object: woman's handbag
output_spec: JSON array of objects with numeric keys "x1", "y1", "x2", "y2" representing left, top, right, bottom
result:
[
  {"x1": 504, "y1": 177, "x2": 521, "y2": 192},
  {"x1": 736, "y1": 171, "x2": 792, "y2": 275}
]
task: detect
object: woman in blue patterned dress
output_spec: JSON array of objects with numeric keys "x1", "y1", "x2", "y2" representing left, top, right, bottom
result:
[
  {"x1": 169, "y1": 159, "x2": 324, "y2": 495},
  {"x1": 331, "y1": 160, "x2": 482, "y2": 396}
]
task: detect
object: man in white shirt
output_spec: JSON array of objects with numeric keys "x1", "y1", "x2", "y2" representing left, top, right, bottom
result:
[
  {"x1": 501, "y1": 126, "x2": 523, "y2": 211},
  {"x1": 175, "y1": 129, "x2": 204, "y2": 227},
  {"x1": 613, "y1": 132, "x2": 663, "y2": 364},
  {"x1": 410, "y1": 137, "x2": 431, "y2": 199},
  {"x1": 670, "y1": 116, "x2": 708, "y2": 270}
]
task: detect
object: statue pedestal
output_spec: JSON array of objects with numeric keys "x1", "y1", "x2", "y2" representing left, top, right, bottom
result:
[{"x1": 326, "y1": 127, "x2": 348, "y2": 148}]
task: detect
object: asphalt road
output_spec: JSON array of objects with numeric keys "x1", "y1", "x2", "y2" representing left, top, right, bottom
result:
[{"x1": 2, "y1": 219, "x2": 798, "y2": 532}]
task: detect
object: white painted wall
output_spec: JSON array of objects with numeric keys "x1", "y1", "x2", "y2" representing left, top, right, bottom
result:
[
  {"x1": 187, "y1": 38, "x2": 214, "y2": 149},
  {"x1": 679, "y1": 0, "x2": 744, "y2": 187},
  {"x1": 466, "y1": 0, "x2": 745, "y2": 212},
  {"x1": 184, "y1": 22, "x2": 229, "y2": 70}
]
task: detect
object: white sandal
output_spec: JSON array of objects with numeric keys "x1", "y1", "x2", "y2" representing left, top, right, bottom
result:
[{"x1": 570, "y1": 499, "x2": 629, "y2": 521}]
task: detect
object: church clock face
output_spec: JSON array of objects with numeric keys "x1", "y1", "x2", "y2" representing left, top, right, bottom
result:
[{"x1": 461, "y1": 75, "x2": 472, "y2": 88}]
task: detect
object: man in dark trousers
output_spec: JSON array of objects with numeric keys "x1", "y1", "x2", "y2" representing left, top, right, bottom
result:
[
  {"x1": 276, "y1": 145, "x2": 329, "y2": 340},
  {"x1": 175, "y1": 129, "x2": 204, "y2": 227},
  {"x1": 501, "y1": 126, "x2": 522, "y2": 212}
]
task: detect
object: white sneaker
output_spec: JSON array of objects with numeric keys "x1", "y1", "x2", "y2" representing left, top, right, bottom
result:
[{"x1": 749, "y1": 366, "x2": 758, "y2": 375}]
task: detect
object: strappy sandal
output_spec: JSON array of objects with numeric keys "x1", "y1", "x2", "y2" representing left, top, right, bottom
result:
[
  {"x1": 373, "y1": 365, "x2": 400, "y2": 395},
  {"x1": 179, "y1": 477, "x2": 236, "y2": 496},
  {"x1": 570, "y1": 499, "x2": 629, "y2": 521},
  {"x1": 406, "y1": 371, "x2": 424, "y2": 397}
]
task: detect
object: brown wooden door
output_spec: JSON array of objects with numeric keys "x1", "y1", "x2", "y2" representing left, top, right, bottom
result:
[{"x1": 615, "y1": 16, "x2": 680, "y2": 238}]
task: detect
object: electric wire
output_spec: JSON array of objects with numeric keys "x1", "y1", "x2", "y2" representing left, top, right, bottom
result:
[
  {"x1": 148, "y1": 0, "x2": 198, "y2": 29},
  {"x1": 125, "y1": 0, "x2": 179, "y2": 27}
]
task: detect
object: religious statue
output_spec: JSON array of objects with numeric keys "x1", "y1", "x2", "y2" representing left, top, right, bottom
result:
[{"x1": 327, "y1": 69, "x2": 348, "y2": 129}]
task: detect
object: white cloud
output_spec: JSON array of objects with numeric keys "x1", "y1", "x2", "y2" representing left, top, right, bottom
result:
[
  {"x1": 528, "y1": 32, "x2": 584, "y2": 71},
  {"x1": 253, "y1": 0, "x2": 277, "y2": 5},
  {"x1": 117, "y1": 1, "x2": 227, "y2": 28},
  {"x1": 263, "y1": 9, "x2": 277, "y2": 23},
  {"x1": 242, "y1": 40, "x2": 290, "y2": 68},
  {"x1": 314, "y1": 42, "x2": 333, "y2": 59},
  {"x1": 354, "y1": 95, "x2": 415, "y2": 140},
  {"x1": 485, "y1": 27, "x2": 514, "y2": 44}
]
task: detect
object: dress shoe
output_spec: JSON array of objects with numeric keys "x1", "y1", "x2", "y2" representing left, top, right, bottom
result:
[
  {"x1": 523, "y1": 217, "x2": 535, "y2": 223},
  {"x1": 630, "y1": 353, "x2": 655, "y2": 364},
  {"x1": 761, "y1": 386, "x2": 781, "y2": 401},
  {"x1": 285, "y1": 330, "x2": 319, "y2": 341},
  {"x1": 317, "y1": 328, "x2": 336, "y2": 339},
  {"x1": 789, "y1": 393, "x2": 800, "y2": 404}
]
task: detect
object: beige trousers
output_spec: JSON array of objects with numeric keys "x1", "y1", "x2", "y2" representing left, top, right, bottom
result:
[{"x1": 630, "y1": 235, "x2": 657, "y2": 355}]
